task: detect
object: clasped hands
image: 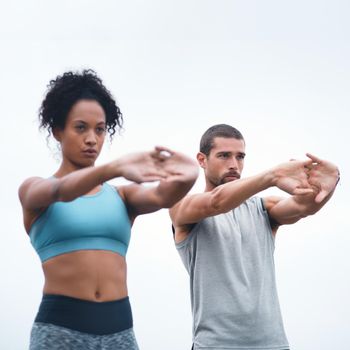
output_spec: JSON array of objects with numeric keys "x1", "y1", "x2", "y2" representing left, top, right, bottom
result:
[
  {"x1": 115, "y1": 146, "x2": 198, "y2": 184},
  {"x1": 276, "y1": 153, "x2": 339, "y2": 203}
]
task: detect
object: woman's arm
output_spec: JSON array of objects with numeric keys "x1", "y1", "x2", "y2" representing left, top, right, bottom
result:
[{"x1": 18, "y1": 147, "x2": 180, "y2": 212}]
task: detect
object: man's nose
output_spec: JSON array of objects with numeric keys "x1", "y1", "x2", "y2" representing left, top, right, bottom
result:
[{"x1": 228, "y1": 157, "x2": 238, "y2": 169}]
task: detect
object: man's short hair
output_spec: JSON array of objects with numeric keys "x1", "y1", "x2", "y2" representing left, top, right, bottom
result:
[{"x1": 200, "y1": 124, "x2": 244, "y2": 156}]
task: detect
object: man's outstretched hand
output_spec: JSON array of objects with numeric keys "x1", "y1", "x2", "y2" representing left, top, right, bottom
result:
[{"x1": 273, "y1": 158, "x2": 314, "y2": 196}]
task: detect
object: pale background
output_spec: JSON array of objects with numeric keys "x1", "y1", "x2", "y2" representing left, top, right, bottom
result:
[{"x1": 0, "y1": 1, "x2": 349, "y2": 349}]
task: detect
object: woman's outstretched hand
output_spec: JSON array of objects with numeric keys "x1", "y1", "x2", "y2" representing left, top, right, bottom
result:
[
  {"x1": 152, "y1": 146, "x2": 199, "y2": 182},
  {"x1": 114, "y1": 146, "x2": 198, "y2": 184}
]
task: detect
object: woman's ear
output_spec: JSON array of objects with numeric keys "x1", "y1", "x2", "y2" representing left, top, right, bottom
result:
[{"x1": 52, "y1": 127, "x2": 61, "y2": 142}]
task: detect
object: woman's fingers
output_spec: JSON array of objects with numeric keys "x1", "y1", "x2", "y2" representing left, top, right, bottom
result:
[
  {"x1": 150, "y1": 151, "x2": 171, "y2": 162},
  {"x1": 151, "y1": 146, "x2": 174, "y2": 161},
  {"x1": 155, "y1": 145, "x2": 174, "y2": 155}
]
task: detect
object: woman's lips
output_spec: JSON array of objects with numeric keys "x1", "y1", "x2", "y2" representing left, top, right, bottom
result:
[{"x1": 83, "y1": 149, "x2": 97, "y2": 157}]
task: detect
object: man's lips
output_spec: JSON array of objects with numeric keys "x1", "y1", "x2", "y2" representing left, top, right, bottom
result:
[{"x1": 224, "y1": 172, "x2": 240, "y2": 179}]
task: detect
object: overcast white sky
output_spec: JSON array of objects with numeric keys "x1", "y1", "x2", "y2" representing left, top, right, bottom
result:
[{"x1": 1, "y1": 1, "x2": 349, "y2": 349}]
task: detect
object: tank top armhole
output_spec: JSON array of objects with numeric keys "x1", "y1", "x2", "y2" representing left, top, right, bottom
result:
[
  {"x1": 258, "y1": 197, "x2": 275, "y2": 243},
  {"x1": 174, "y1": 222, "x2": 199, "y2": 249},
  {"x1": 28, "y1": 200, "x2": 56, "y2": 237},
  {"x1": 105, "y1": 183, "x2": 134, "y2": 225},
  {"x1": 105, "y1": 183, "x2": 124, "y2": 200}
]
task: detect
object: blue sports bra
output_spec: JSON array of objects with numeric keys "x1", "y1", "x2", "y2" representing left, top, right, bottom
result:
[{"x1": 29, "y1": 183, "x2": 131, "y2": 262}]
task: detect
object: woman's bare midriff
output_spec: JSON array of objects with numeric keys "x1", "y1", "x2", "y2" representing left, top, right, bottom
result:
[{"x1": 42, "y1": 250, "x2": 128, "y2": 302}]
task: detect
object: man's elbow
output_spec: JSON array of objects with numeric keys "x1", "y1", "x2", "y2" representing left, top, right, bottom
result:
[{"x1": 209, "y1": 188, "x2": 232, "y2": 215}]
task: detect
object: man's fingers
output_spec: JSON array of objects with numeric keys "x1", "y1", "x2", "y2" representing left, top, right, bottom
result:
[
  {"x1": 302, "y1": 158, "x2": 313, "y2": 167},
  {"x1": 306, "y1": 153, "x2": 322, "y2": 164},
  {"x1": 315, "y1": 190, "x2": 328, "y2": 203},
  {"x1": 293, "y1": 188, "x2": 314, "y2": 195}
]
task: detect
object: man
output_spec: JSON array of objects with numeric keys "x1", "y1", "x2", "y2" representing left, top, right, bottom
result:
[{"x1": 169, "y1": 124, "x2": 339, "y2": 350}]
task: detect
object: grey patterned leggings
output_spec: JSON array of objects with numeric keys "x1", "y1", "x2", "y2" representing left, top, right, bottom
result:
[{"x1": 30, "y1": 322, "x2": 139, "y2": 350}]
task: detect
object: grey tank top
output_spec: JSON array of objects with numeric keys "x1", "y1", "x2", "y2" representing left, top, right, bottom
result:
[{"x1": 176, "y1": 196, "x2": 289, "y2": 350}]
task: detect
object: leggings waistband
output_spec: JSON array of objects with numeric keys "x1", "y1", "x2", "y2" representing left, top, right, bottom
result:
[{"x1": 35, "y1": 294, "x2": 133, "y2": 335}]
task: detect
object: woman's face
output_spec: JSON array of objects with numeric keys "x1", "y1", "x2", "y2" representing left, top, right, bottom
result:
[{"x1": 54, "y1": 99, "x2": 107, "y2": 169}]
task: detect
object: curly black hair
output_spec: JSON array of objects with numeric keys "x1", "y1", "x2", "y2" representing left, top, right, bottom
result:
[{"x1": 39, "y1": 69, "x2": 123, "y2": 140}]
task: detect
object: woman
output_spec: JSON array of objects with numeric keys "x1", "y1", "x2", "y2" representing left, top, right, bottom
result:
[{"x1": 19, "y1": 70, "x2": 198, "y2": 350}]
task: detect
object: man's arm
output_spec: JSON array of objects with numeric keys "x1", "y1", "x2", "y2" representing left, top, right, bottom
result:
[
  {"x1": 265, "y1": 154, "x2": 339, "y2": 233},
  {"x1": 170, "y1": 158, "x2": 314, "y2": 228}
]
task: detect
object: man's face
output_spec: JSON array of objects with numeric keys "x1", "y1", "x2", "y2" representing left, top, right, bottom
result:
[{"x1": 198, "y1": 137, "x2": 246, "y2": 188}]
